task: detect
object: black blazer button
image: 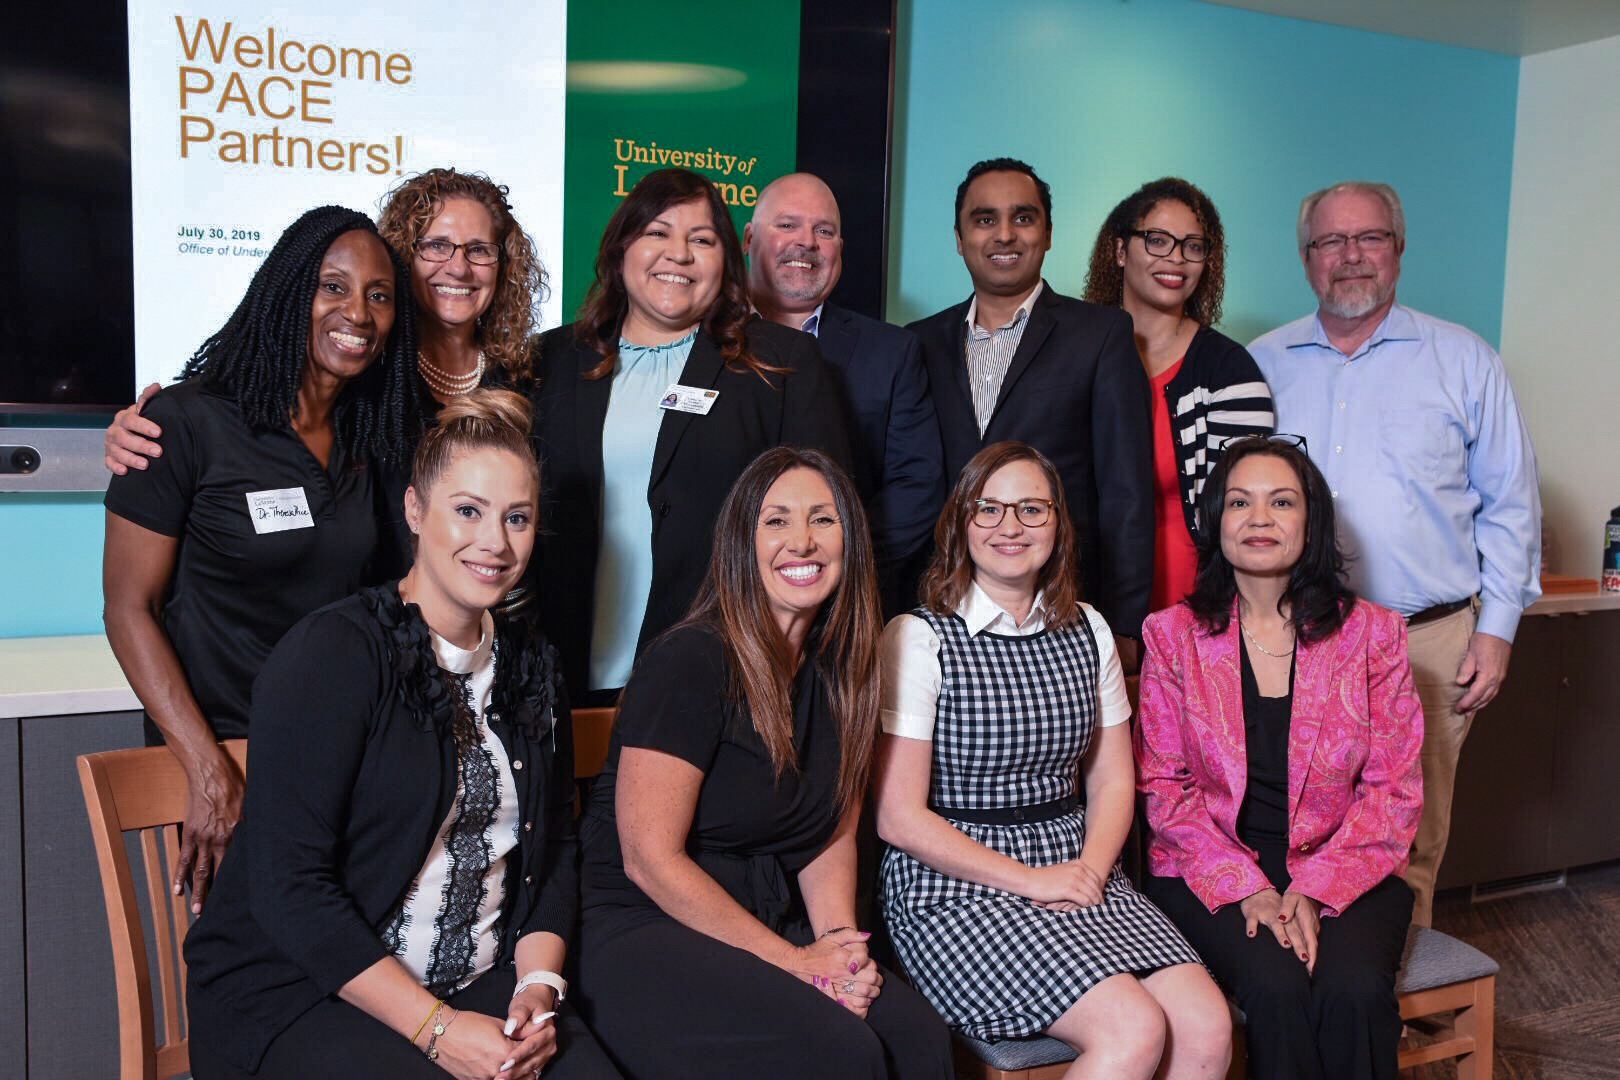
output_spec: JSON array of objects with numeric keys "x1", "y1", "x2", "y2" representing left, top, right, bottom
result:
[{"x1": 659, "y1": 503, "x2": 671, "y2": 519}]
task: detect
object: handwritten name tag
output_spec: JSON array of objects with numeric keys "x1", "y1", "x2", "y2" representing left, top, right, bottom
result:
[
  {"x1": 658, "y1": 383, "x2": 719, "y2": 416},
  {"x1": 245, "y1": 487, "x2": 314, "y2": 534}
]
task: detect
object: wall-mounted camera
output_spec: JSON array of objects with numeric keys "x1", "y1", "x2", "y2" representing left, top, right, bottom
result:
[
  {"x1": 3, "y1": 445, "x2": 42, "y2": 474},
  {"x1": 0, "y1": 430, "x2": 109, "y2": 492}
]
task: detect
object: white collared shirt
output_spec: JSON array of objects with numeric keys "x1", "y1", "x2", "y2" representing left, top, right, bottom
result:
[
  {"x1": 962, "y1": 281, "x2": 1045, "y2": 434},
  {"x1": 879, "y1": 580, "x2": 1130, "y2": 740}
]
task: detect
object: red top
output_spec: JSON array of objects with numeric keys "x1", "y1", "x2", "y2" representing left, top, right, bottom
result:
[{"x1": 1150, "y1": 357, "x2": 1199, "y2": 612}]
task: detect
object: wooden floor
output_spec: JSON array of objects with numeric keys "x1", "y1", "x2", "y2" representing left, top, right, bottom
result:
[{"x1": 1408, "y1": 861, "x2": 1620, "y2": 1079}]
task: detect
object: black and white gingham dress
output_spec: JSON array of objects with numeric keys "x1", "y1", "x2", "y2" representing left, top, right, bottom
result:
[{"x1": 880, "y1": 607, "x2": 1201, "y2": 1040}]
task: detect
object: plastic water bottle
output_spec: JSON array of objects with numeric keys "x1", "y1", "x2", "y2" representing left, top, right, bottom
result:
[{"x1": 1605, "y1": 505, "x2": 1620, "y2": 592}]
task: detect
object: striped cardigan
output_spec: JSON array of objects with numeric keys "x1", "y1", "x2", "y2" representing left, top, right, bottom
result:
[{"x1": 1164, "y1": 326, "x2": 1275, "y2": 538}]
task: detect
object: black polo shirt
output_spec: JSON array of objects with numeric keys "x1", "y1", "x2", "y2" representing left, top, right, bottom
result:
[{"x1": 104, "y1": 380, "x2": 377, "y2": 741}]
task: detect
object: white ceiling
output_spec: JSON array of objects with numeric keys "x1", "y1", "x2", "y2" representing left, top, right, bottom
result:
[{"x1": 1197, "y1": 0, "x2": 1620, "y2": 56}]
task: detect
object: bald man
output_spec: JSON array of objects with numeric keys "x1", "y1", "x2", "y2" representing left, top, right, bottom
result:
[{"x1": 746, "y1": 173, "x2": 945, "y2": 614}]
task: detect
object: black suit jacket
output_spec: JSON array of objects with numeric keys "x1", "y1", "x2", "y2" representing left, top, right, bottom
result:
[
  {"x1": 813, "y1": 303, "x2": 945, "y2": 612},
  {"x1": 531, "y1": 318, "x2": 853, "y2": 694},
  {"x1": 907, "y1": 283, "x2": 1154, "y2": 637}
]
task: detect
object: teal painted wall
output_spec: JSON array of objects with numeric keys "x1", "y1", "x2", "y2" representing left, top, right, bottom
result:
[
  {"x1": 888, "y1": 0, "x2": 1519, "y2": 348},
  {"x1": 0, "y1": 492, "x2": 106, "y2": 637}
]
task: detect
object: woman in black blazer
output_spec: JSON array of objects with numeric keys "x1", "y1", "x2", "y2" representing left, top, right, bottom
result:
[
  {"x1": 183, "y1": 391, "x2": 619, "y2": 1079},
  {"x1": 530, "y1": 168, "x2": 852, "y2": 701}
]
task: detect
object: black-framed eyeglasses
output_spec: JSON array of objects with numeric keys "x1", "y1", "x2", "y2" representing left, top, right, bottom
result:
[
  {"x1": 1128, "y1": 229, "x2": 1210, "y2": 263},
  {"x1": 1305, "y1": 230, "x2": 1394, "y2": 257},
  {"x1": 414, "y1": 238, "x2": 502, "y2": 266},
  {"x1": 972, "y1": 498, "x2": 1054, "y2": 528},
  {"x1": 1267, "y1": 433, "x2": 1308, "y2": 454}
]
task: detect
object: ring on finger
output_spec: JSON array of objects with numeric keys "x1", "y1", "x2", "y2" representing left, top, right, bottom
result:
[{"x1": 841, "y1": 979, "x2": 856, "y2": 993}]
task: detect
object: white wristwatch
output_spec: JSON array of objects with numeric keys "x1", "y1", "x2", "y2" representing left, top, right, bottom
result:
[{"x1": 513, "y1": 969, "x2": 567, "y2": 1004}]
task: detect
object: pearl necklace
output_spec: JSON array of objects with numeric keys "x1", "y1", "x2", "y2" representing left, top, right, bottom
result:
[
  {"x1": 1240, "y1": 618, "x2": 1295, "y2": 658},
  {"x1": 418, "y1": 350, "x2": 485, "y2": 397}
]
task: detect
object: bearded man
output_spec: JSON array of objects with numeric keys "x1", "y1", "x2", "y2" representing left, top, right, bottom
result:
[{"x1": 1249, "y1": 181, "x2": 1542, "y2": 926}]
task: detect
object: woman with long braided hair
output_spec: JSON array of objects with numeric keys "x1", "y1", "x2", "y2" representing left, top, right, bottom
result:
[{"x1": 103, "y1": 206, "x2": 420, "y2": 912}]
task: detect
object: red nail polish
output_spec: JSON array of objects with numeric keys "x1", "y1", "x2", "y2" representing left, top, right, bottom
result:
[{"x1": 849, "y1": 962, "x2": 858, "y2": 974}]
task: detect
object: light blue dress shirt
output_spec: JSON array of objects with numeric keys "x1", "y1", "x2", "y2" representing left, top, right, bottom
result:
[
  {"x1": 588, "y1": 331, "x2": 696, "y2": 690},
  {"x1": 1249, "y1": 304, "x2": 1541, "y2": 642}
]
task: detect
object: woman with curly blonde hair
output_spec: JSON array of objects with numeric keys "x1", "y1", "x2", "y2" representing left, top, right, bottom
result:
[{"x1": 1083, "y1": 177, "x2": 1274, "y2": 613}]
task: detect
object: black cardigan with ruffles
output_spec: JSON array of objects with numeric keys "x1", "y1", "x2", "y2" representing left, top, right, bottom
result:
[{"x1": 182, "y1": 585, "x2": 577, "y2": 1073}]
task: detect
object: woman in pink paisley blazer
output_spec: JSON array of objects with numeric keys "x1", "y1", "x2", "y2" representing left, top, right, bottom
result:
[{"x1": 1134, "y1": 435, "x2": 1423, "y2": 1080}]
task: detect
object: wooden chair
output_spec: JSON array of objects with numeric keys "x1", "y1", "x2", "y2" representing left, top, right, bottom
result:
[
  {"x1": 572, "y1": 706, "x2": 616, "y2": 780},
  {"x1": 77, "y1": 739, "x2": 248, "y2": 1080}
]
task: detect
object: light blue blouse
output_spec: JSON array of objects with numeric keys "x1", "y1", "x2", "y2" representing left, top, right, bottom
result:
[{"x1": 588, "y1": 331, "x2": 696, "y2": 691}]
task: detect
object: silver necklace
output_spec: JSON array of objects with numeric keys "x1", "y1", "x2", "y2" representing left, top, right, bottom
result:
[
  {"x1": 1240, "y1": 617, "x2": 1295, "y2": 658},
  {"x1": 418, "y1": 350, "x2": 485, "y2": 396}
]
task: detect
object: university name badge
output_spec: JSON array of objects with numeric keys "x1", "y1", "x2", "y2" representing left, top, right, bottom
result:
[
  {"x1": 244, "y1": 486, "x2": 314, "y2": 534},
  {"x1": 658, "y1": 383, "x2": 719, "y2": 416}
]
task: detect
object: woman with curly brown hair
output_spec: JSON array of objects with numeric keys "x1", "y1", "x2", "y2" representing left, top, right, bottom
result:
[
  {"x1": 376, "y1": 167, "x2": 548, "y2": 396},
  {"x1": 530, "y1": 168, "x2": 852, "y2": 702},
  {"x1": 1083, "y1": 178, "x2": 1274, "y2": 612}
]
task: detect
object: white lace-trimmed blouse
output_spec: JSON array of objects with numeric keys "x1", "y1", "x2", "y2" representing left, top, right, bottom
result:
[
  {"x1": 879, "y1": 582, "x2": 1132, "y2": 741},
  {"x1": 384, "y1": 610, "x2": 522, "y2": 994}
]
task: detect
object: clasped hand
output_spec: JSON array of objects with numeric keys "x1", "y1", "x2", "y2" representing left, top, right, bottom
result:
[
  {"x1": 786, "y1": 929, "x2": 882, "y2": 1019},
  {"x1": 1024, "y1": 858, "x2": 1107, "y2": 911},
  {"x1": 432, "y1": 986, "x2": 558, "y2": 1080},
  {"x1": 1240, "y1": 887, "x2": 1322, "y2": 973}
]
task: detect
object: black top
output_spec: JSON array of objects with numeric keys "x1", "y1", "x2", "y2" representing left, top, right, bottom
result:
[
  {"x1": 529, "y1": 319, "x2": 854, "y2": 695},
  {"x1": 102, "y1": 380, "x2": 377, "y2": 740},
  {"x1": 907, "y1": 283, "x2": 1154, "y2": 638},
  {"x1": 814, "y1": 303, "x2": 945, "y2": 610},
  {"x1": 579, "y1": 625, "x2": 841, "y2": 932},
  {"x1": 1237, "y1": 639, "x2": 1294, "y2": 847},
  {"x1": 1161, "y1": 326, "x2": 1275, "y2": 540},
  {"x1": 183, "y1": 586, "x2": 577, "y2": 1074}
]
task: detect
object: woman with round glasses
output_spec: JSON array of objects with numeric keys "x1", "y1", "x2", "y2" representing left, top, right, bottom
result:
[
  {"x1": 872, "y1": 441, "x2": 1231, "y2": 1078},
  {"x1": 1084, "y1": 178, "x2": 1273, "y2": 613}
]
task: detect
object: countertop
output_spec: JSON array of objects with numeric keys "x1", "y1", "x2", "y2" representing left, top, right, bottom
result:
[
  {"x1": 0, "y1": 635, "x2": 140, "y2": 718},
  {"x1": 3, "y1": 591, "x2": 1617, "y2": 719}
]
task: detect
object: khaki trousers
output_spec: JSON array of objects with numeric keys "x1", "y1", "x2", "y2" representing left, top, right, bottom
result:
[{"x1": 1401, "y1": 602, "x2": 1478, "y2": 927}]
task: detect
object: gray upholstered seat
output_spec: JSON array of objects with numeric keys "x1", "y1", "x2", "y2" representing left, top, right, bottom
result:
[
  {"x1": 954, "y1": 928, "x2": 1495, "y2": 1071},
  {"x1": 955, "y1": 1032, "x2": 1076, "y2": 1071},
  {"x1": 1396, "y1": 926, "x2": 1498, "y2": 993}
]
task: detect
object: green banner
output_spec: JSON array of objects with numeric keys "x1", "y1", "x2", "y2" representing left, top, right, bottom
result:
[{"x1": 561, "y1": 0, "x2": 802, "y2": 320}]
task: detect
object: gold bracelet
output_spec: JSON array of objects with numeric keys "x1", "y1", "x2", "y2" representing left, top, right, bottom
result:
[{"x1": 411, "y1": 999, "x2": 445, "y2": 1048}]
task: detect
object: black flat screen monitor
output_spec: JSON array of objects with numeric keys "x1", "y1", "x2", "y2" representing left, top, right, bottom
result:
[{"x1": 0, "y1": 3, "x2": 136, "y2": 412}]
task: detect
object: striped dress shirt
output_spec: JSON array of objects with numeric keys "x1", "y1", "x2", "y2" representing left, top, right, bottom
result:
[{"x1": 963, "y1": 282, "x2": 1044, "y2": 434}]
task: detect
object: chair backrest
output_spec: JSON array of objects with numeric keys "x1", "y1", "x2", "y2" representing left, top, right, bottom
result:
[
  {"x1": 77, "y1": 740, "x2": 248, "y2": 1080},
  {"x1": 573, "y1": 707, "x2": 616, "y2": 779}
]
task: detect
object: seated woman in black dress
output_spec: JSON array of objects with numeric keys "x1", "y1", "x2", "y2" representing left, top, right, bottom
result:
[
  {"x1": 576, "y1": 447, "x2": 952, "y2": 1079},
  {"x1": 183, "y1": 390, "x2": 619, "y2": 1080}
]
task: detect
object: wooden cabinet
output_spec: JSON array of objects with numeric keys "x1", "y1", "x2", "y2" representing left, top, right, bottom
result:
[{"x1": 1440, "y1": 610, "x2": 1620, "y2": 889}]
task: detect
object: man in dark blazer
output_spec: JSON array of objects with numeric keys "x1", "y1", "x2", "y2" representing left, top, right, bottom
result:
[
  {"x1": 746, "y1": 173, "x2": 945, "y2": 614},
  {"x1": 907, "y1": 158, "x2": 1154, "y2": 649}
]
